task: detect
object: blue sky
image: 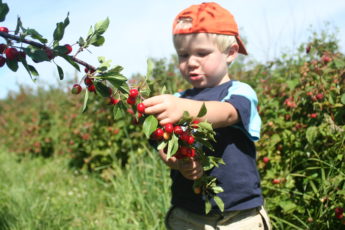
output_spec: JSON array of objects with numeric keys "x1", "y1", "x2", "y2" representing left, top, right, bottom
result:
[{"x1": 1, "y1": 0, "x2": 345, "y2": 98}]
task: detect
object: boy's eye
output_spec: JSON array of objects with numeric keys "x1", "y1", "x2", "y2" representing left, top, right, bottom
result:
[
  {"x1": 197, "y1": 51, "x2": 210, "y2": 57},
  {"x1": 178, "y1": 53, "x2": 189, "y2": 59}
]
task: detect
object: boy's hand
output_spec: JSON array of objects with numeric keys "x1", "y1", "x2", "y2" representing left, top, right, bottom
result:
[
  {"x1": 143, "y1": 94, "x2": 187, "y2": 125},
  {"x1": 158, "y1": 149, "x2": 203, "y2": 180}
]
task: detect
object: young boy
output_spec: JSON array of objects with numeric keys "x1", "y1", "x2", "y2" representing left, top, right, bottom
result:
[{"x1": 143, "y1": 2, "x2": 271, "y2": 229}]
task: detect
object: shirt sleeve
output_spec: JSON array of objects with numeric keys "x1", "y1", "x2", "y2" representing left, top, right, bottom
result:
[{"x1": 222, "y1": 81, "x2": 261, "y2": 141}]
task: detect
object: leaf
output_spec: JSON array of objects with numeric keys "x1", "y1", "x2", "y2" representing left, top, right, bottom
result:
[
  {"x1": 78, "y1": 37, "x2": 85, "y2": 47},
  {"x1": 197, "y1": 103, "x2": 207, "y2": 117},
  {"x1": 143, "y1": 115, "x2": 158, "y2": 139},
  {"x1": 205, "y1": 199, "x2": 212, "y2": 214},
  {"x1": 82, "y1": 90, "x2": 89, "y2": 113},
  {"x1": 279, "y1": 200, "x2": 297, "y2": 214},
  {"x1": 212, "y1": 186, "x2": 224, "y2": 194},
  {"x1": 90, "y1": 35, "x2": 105, "y2": 47},
  {"x1": 6, "y1": 59, "x2": 18, "y2": 72},
  {"x1": 60, "y1": 54, "x2": 80, "y2": 71},
  {"x1": 95, "y1": 81, "x2": 111, "y2": 97},
  {"x1": 213, "y1": 196, "x2": 224, "y2": 212},
  {"x1": 341, "y1": 94, "x2": 345, "y2": 105},
  {"x1": 24, "y1": 46, "x2": 50, "y2": 62},
  {"x1": 0, "y1": 1, "x2": 9, "y2": 22},
  {"x1": 28, "y1": 65, "x2": 39, "y2": 76},
  {"x1": 286, "y1": 79, "x2": 299, "y2": 90},
  {"x1": 55, "y1": 65, "x2": 64, "y2": 80},
  {"x1": 157, "y1": 141, "x2": 168, "y2": 150},
  {"x1": 15, "y1": 16, "x2": 23, "y2": 35},
  {"x1": 146, "y1": 58, "x2": 154, "y2": 79},
  {"x1": 306, "y1": 126, "x2": 318, "y2": 144},
  {"x1": 53, "y1": 13, "x2": 70, "y2": 42},
  {"x1": 166, "y1": 134, "x2": 179, "y2": 159},
  {"x1": 94, "y1": 17, "x2": 109, "y2": 35}
]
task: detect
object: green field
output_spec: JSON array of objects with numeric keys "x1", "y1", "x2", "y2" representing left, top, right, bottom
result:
[{"x1": 0, "y1": 148, "x2": 171, "y2": 230}]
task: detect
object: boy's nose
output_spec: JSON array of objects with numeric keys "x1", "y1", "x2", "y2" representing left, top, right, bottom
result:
[{"x1": 187, "y1": 56, "x2": 199, "y2": 67}]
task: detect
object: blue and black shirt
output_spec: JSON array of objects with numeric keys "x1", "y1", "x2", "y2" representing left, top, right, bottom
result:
[{"x1": 172, "y1": 80, "x2": 263, "y2": 215}]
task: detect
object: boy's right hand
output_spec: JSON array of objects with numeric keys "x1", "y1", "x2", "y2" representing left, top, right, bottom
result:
[{"x1": 158, "y1": 149, "x2": 203, "y2": 180}]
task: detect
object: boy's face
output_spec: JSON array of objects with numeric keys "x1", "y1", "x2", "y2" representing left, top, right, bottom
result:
[{"x1": 175, "y1": 33, "x2": 232, "y2": 88}]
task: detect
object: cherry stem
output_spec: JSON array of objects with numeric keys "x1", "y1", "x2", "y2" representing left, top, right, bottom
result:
[{"x1": 0, "y1": 31, "x2": 96, "y2": 72}]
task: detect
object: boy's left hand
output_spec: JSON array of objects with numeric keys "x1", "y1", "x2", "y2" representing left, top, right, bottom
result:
[{"x1": 143, "y1": 94, "x2": 186, "y2": 125}]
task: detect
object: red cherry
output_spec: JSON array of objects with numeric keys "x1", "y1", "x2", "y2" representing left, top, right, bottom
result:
[
  {"x1": 0, "y1": 27, "x2": 9, "y2": 33},
  {"x1": 71, "y1": 84, "x2": 82, "y2": 94},
  {"x1": 187, "y1": 148, "x2": 196, "y2": 157},
  {"x1": 180, "y1": 132, "x2": 189, "y2": 142},
  {"x1": 191, "y1": 120, "x2": 200, "y2": 128},
  {"x1": 316, "y1": 93, "x2": 324, "y2": 100},
  {"x1": 263, "y1": 157, "x2": 270, "y2": 164},
  {"x1": 272, "y1": 179, "x2": 281, "y2": 184},
  {"x1": 0, "y1": 44, "x2": 7, "y2": 53},
  {"x1": 152, "y1": 128, "x2": 164, "y2": 140},
  {"x1": 0, "y1": 56, "x2": 6, "y2": 67},
  {"x1": 164, "y1": 123, "x2": 174, "y2": 134},
  {"x1": 64, "y1": 44, "x2": 72, "y2": 54},
  {"x1": 129, "y1": 88, "x2": 139, "y2": 98},
  {"x1": 309, "y1": 113, "x2": 317, "y2": 118},
  {"x1": 187, "y1": 135, "x2": 195, "y2": 145},
  {"x1": 5, "y1": 47, "x2": 19, "y2": 61},
  {"x1": 127, "y1": 97, "x2": 136, "y2": 105},
  {"x1": 87, "y1": 84, "x2": 96, "y2": 92},
  {"x1": 84, "y1": 77, "x2": 93, "y2": 86},
  {"x1": 137, "y1": 103, "x2": 146, "y2": 113},
  {"x1": 173, "y1": 126, "x2": 183, "y2": 135},
  {"x1": 180, "y1": 146, "x2": 189, "y2": 156},
  {"x1": 105, "y1": 97, "x2": 118, "y2": 105}
]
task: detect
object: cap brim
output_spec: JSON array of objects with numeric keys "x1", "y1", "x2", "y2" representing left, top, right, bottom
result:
[{"x1": 236, "y1": 36, "x2": 248, "y2": 55}]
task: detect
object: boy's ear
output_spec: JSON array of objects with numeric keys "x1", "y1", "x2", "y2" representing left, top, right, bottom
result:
[{"x1": 226, "y1": 43, "x2": 239, "y2": 64}]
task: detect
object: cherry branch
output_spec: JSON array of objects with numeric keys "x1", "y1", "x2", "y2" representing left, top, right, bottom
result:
[{"x1": 0, "y1": 31, "x2": 96, "y2": 71}]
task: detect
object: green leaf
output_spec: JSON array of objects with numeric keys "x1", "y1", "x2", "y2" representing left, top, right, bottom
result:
[
  {"x1": 341, "y1": 94, "x2": 345, "y2": 105},
  {"x1": 82, "y1": 90, "x2": 89, "y2": 113},
  {"x1": 286, "y1": 79, "x2": 299, "y2": 90},
  {"x1": 306, "y1": 126, "x2": 318, "y2": 144},
  {"x1": 90, "y1": 35, "x2": 105, "y2": 47},
  {"x1": 143, "y1": 115, "x2": 158, "y2": 139},
  {"x1": 24, "y1": 28, "x2": 48, "y2": 43},
  {"x1": 28, "y1": 65, "x2": 39, "y2": 76},
  {"x1": 60, "y1": 54, "x2": 80, "y2": 71},
  {"x1": 213, "y1": 196, "x2": 224, "y2": 212},
  {"x1": 197, "y1": 103, "x2": 207, "y2": 117},
  {"x1": 166, "y1": 134, "x2": 179, "y2": 159},
  {"x1": 15, "y1": 16, "x2": 23, "y2": 35},
  {"x1": 94, "y1": 17, "x2": 109, "y2": 35},
  {"x1": 157, "y1": 141, "x2": 168, "y2": 150},
  {"x1": 205, "y1": 199, "x2": 212, "y2": 214},
  {"x1": 24, "y1": 46, "x2": 50, "y2": 63},
  {"x1": 78, "y1": 37, "x2": 85, "y2": 47},
  {"x1": 6, "y1": 59, "x2": 18, "y2": 72},
  {"x1": 279, "y1": 200, "x2": 297, "y2": 214},
  {"x1": 57, "y1": 65, "x2": 64, "y2": 80},
  {"x1": 212, "y1": 186, "x2": 224, "y2": 194},
  {"x1": 0, "y1": 1, "x2": 9, "y2": 22},
  {"x1": 95, "y1": 81, "x2": 111, "y2": 97},
  {"x1": 146, "y1": 58, "x2": 154, "y2": 79},
  {"x1": 53, "y1": 13, "x2": 70, "y2": 42}
]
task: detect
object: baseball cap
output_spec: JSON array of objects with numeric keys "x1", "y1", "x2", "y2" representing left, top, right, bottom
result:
[{"x1": 172, "y1": 2, "x2": 248, "y2": 55}]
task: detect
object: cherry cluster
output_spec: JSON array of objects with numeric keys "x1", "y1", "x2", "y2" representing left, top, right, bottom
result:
[
  {"x1": 0, "y1": 26, "x2": 72, "y2": 68},
  {"x1": 151, "y1": 120, "x2": 200, "y2": 159}
]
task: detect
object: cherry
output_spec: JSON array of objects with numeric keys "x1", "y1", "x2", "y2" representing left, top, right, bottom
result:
[
  {"x1": 316, "y1": 93, "x2": 324, "y2": 100},
  {"x1": 152, "y1": 128, "x2": 164, "y2": 140},
  {"x1": 164, "y1": 123, "x2": 174, "y2": 134},
  {"x1": 64, "y1": 44, "x2": 72, "y2": 54},
  {"x1": 0, "y1": 44, "x2": 7, "y2": 53},
  {"x1": 193, "y1": 187, "x2": 201, "y2": 194},
  {"x1": 5, "y1": 47, "x2": 19, "y2": 61},
  {"x1": 191, "y1": 120, "x2": 200, "y2": 128},
  {"x1": 0, "y1": 56, "x2": 6, "y2": 67},
  {"x1": 187, "y1": 135, "x2": 195, "y2": 145},
  {"x1": 84, "y1": 76, "x2": 93, "y2": 86},
  {"x1": 173, "y1": 126, "x2": 183, "y2": 135},
  {"x1": 137, "y1": 103, "x2": 146, "y2": 113},
  {"x1": 262, "y1": 157, "x2": 270, "y2": 164},
  {"x1": 0, "y1": 27, "x2": 9, "y2": 33},
  {"x1": 105, "y1": 97, "x2": 118, "y2": 105},
  {"x1": 87, "y1": 84, "x2": 96, "y2": 92},
  {"x1": 129, "y1": 88, "x2": 139, "y2": 98},
  {"x1": 127, "y1": 96, "x2": 136, "y2": 105},
  {"x1": 187, "y1": 148, "x2": 196, "y2": 157},
  {"x1": 71, "y1": 84, "x2": 82, "y2": 94},
  {"x1": 272, "y1": 179, "x2": 281, "y2": 184},
  {"x1": 309, "y1": 113, "x2": 317, "y2": 119},
  {"x1": 163, "y1": 132, "x2": 171, "y2": 140}
]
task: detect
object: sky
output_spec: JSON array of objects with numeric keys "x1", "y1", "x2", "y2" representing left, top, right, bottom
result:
[{"x1": 0, "y1": 0, "x2": 345, "y2": 99}]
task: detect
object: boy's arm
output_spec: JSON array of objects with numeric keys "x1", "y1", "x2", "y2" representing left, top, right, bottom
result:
[{"x1": 143, "y1": 94, "x2": 239, "y2": 129}]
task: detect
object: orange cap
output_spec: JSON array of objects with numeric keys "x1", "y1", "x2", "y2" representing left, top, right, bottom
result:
[{"x1": 172, "y1": 2, "x2": 247, "y2": 55}]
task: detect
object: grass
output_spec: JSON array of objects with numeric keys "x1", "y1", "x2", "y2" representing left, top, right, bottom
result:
[{"x1": 0, "y1": 149, "x2": 171, "y2": 230}]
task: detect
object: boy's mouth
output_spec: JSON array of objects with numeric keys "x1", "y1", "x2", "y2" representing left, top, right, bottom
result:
[{"x1": 189, "y1": 73, "x2": 202, "y2": 81}]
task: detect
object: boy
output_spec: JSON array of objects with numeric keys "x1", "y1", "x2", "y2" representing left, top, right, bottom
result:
[{"x1": 143, "y1": 2, "x2": 271, "y2": 229}]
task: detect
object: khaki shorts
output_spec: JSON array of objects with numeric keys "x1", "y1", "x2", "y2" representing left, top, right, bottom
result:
[{"x1": 165, "y1": 205, "x2": 271, "y2": 230}]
